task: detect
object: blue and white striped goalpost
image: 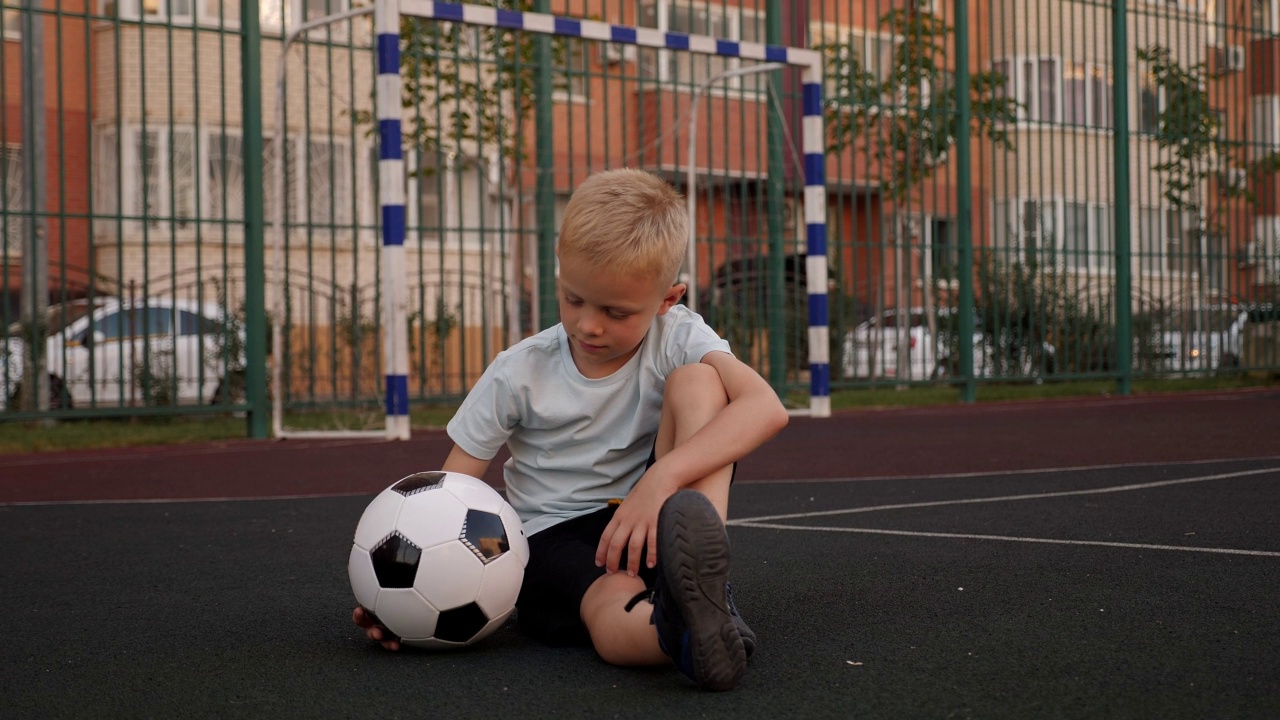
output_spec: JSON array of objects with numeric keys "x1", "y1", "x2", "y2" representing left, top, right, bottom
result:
[{"x1": 283, "y1": 0, "x2": 830, "y2": 438}]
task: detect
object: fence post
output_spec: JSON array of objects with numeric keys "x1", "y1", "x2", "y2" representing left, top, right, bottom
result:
[
  {"x1": 534, "y1": 0, "x2": 557, "y2": 331},
  {"x1": 242, "y1": 0, "x2": 268, "y2": 437},
  {"x1": 1112, "y1": 0, "x2": 1133, "y2": 395},
  {"x1": 765, "y1": 0, "x2": 786, "y2": 392},
  {"x1": 955, "y1": 0, "x2": 976, "y2": 403}
]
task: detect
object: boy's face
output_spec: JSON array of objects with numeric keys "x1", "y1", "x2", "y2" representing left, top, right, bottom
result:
[{"x1": 556, "y1": 252, "x2": 685, "y2": 379}]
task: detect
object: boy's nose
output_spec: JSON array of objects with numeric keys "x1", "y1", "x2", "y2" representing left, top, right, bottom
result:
[{"x1": 579, "y1": 310, "x2": 604, "y2": 336}]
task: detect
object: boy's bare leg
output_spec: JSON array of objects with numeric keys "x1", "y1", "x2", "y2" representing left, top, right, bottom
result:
[
  {"x1": 580, "y1": 363, "x2": 734, "y2": 667},
  {"x1": 581, "y1": 572, "x2": 667, "y2": 665},
  {"x1": 654, "y1": 363, "x2": 733, "y2": 517}
]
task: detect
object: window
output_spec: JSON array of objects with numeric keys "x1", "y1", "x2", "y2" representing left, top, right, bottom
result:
[
  {"x1": 101, "y1": 0, "x2": 193, "y2": 23},
  {"x1": 94, "y1": 126, "x2": 354, "y2": 234},
  {"x1": 1254, "y1": 0, "x2": 1278, "y2": 33},
  {"x1": 1062, "y1": 62, "x2": 1113, "y2": 129},
  {"x1": 994, "y1": 56, "x2": 1060, "y2": 123},
  {"x1": 263, "y1": 136, "x2": 298, "y2": 226},
  {"x1": 208, "y1": 132, "x2": 245, "y2": 221},
  {"x1": 638, "y1": 1, "x2": 764, "y2": 93},
  {"x1": 991, "y1": 199, "x2": 1056, "y2": 266},
  {"x1": 929, "y1": 217, "x2": 958, "y2": 280},
  {"x1": 1137, "y1": 206, "x2": 1198, "y2": 274},
  {"x1": 993, "y1": 198, "x2": 1114, "y2": 271},
  {"x1": 1206, "y1": 0, "x2": 1226, "y2": 46},
  {"x1": 409, "y1": 148, "x2": 444, "y2": 239},
  {"x1": 306, "y1": 139, "x2": 353, "y2": 227},
  {"x1": 1204, "y1": 233, "x2": 1227, "y2": 292},
  {"x1": 0, "y1": 147, "x2": 25, "y2": 255},
  {"x1": 1252, "y1": 96, "x2": 1280, "y2": 160},
  {"x1": 106, "y1": 0, "x2": 350, "y2": 32},
  {"x1": 815, "y1": 22, "x2": 908, "y2": 108},
  {"x1": 555, "y1": 39, "x2": 590, "y2": 100},
  {"x1": 3, "y1": 7, "x2": 21, "y2": 40},
  {"x1": 1139, "y1": 68, "x2": 1166, "y2": 136},
  {"x1": 133, "y1": 128, "x2": 197, "y2": 228}
]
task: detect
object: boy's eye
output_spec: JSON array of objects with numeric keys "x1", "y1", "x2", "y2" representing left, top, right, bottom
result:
[{"x1": 608, "y1": 311, "x2": 629, "y2": 320}]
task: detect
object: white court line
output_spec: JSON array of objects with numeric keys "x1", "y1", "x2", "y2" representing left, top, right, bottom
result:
[
  {"x1": 727, "y1": 466, "x2": 1280, "y2": 525},
  {"x1": 753, "y1": 454, "x2": 1280, "y2": 486},
  {"x1": 730, "y1": 522, "x2": 1280, "y2": 558},
  {"x1": 0, "y1": 491, "x2": 377, "y2": 508}
]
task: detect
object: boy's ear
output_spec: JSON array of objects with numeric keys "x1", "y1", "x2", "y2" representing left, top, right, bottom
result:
[{"x1": 657, "y1": 283, "x2": 687, "y2": 315}]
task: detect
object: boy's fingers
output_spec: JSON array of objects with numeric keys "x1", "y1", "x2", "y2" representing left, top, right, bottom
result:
[
  {"x1": 594, "y1": 520, "x2": 617, "y2": 568},
  {"x1": 626, "y1": 532, "x2": 645, "y2": 577}
]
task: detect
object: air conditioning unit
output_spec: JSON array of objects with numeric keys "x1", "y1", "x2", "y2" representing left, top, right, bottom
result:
[
  {"x1": 600, "y1": 42, "x2": 635, "y2": 65},
  {"x1": 1226, "y1": 44, "x2": 1246, "y2": 72}
]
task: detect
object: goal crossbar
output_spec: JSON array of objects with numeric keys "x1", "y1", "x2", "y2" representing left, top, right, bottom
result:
[{"x1": 277, "y1": 0, "x2": 832, "y2": 438}]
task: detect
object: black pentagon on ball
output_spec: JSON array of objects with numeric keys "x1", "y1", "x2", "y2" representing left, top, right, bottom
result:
[
  {"x1": 434, "y1": 602, "x2": 490, "y2": 643},
  {"x1": 460, "y1": 509, "x2": 510, "y2": 563},
  {"x1": 369, "y1": 532, "x2": 422, "y2": 588},
  {"x1": 391, "y1": 472, "x2": 447, "y2": 496}
]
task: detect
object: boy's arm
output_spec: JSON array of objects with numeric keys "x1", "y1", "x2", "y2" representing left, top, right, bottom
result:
[
  {"x1": 441, "y1": 444, "x2": 493, "y2": 479},
  {"x1": 658, "y1": 350, "x2": 790, "y2": 484},
  {"x1": 596, "y1": 350, "x2": 788, "y2": 575},
  {"x1": 353, "y1": 443, "x2": 492, "y2": 650}
]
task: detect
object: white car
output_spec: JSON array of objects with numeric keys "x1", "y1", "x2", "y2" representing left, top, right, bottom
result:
[
  {"x1": 1152, "y1": 305, "x2": 1246, "y2": 372},
  {"x1": 2, "y1": 297, "x2": 244, "y2": 410},
  {"x1": 843, "y1": 308, "x2": 932, "y2": 380},
  {"x1": 842, "y1": 307, "x2": 1057, "y2": 381}
]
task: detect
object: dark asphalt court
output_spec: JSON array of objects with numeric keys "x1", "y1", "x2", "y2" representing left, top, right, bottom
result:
[{"x1": 2, "y1": 389, "x2": 1278, "y2": 719}]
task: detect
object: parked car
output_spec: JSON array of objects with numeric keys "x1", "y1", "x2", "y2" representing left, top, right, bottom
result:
[
  {"x1": 843, "y1": 308, "x2": 942, "y2": 380},
  {"x1": 1151, "y1": 305, "x2": 1247, "y2": 372},
  {"x1": 842, "y1": 307, "x2": 1057, "y2": 381},
  {"x1": 2, "y1": 297, "x2": 244, "y2": 410}
]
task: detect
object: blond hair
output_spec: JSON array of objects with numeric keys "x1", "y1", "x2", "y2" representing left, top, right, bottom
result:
[{"x1": 557, "y1": 168, "x2": 687, "y2": 286}]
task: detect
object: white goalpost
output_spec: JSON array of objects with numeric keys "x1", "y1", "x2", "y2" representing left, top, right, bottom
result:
[{"x1": 271, "y1": 0, "x2": 831, "y2": 439}]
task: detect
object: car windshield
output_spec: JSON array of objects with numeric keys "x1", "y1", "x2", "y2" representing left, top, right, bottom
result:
[{"x1": 4, "y1": 300, "x2": 101, "y2": 337}]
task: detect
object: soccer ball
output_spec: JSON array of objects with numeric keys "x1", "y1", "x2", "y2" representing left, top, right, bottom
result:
[{"x1": 348, "y1": 471, "x2": 529, "y2": 648}]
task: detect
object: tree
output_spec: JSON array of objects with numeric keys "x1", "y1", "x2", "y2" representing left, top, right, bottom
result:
[
  {"x1": 821, "y1": 7, "x2": 1018, "y2": 381},
  {"x1": 823, "y1": 8, "x2": 1018, "y2": 203},
  {"x1": 1138, "y1": 45, "x2": 1248, "y2": 243},
  {"x1": 354, "y1": 0, "x2": 571, "y2": 175}
]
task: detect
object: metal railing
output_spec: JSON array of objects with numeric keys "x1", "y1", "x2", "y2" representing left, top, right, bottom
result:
[{"x1": 2, "y1": 0, "x2": 1278, "y2": 432}]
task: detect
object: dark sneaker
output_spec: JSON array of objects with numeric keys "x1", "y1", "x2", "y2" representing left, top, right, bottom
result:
[
  {"x1": 651, "y1": 490, "x2": 747, "y2": 691},
  {"x1": 725, "y1": 583, "x2": 756, "y2": 659}
]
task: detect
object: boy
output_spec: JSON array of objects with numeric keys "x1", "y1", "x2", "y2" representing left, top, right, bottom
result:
[{"x1": 353, "y1": 168, "x2": 789, "y2": 691}]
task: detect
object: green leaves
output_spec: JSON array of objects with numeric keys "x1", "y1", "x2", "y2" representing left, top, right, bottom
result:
[{"x1": 821, "y1": 8, "x2": 1019, "y2": 201}]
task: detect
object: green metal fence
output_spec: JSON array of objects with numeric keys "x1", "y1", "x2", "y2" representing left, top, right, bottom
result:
[{"x1": 2, "y1": 0, "x2": 1279, "y2": 433}]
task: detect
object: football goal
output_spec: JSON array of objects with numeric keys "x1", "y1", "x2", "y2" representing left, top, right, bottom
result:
[{"x1": 271, "y1": 0, "x2": 831, "y2": 440}]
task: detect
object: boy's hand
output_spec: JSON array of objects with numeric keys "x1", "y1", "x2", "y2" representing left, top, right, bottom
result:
[
  {"x1": 352, "y1": 605, "x2": 401, "y2": 651},
  {"x1": 594, "y1": 479, "x2": 673, "y2": 576}
]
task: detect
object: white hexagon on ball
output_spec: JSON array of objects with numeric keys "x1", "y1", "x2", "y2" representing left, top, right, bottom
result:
[
  {"x1": 442, "y1": 476, "x2": 505, "y2": 515},
  {"x1": 396, "y1": 490, "x2": 468, "y2": 551},
  {"x1": 347, "y1": 545, "x2": 381, "y2": 611},
  {"x1": 351, "y1": 490, "x2": 405, "y2": 552},
  {"x1": 373, "y1": 588, "x2": 438, "y2": 642},
  {"x1": 475, "y1": 551, "x2": 525, "y2": 619},
  {"x1": 413, "y1": 542, "x2": 485, "y2": 612}
]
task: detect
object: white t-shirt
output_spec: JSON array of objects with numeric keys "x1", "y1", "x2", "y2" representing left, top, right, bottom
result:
[{"x1": 447, "y1": 304, "x2": 731, "y2": 536}]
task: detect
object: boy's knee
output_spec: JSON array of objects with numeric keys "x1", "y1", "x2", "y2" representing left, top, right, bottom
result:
[{"x1": 664, "y1": 363, "x2": 727, "y2": 404}]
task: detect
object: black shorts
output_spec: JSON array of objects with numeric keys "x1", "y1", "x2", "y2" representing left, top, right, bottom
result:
[
  {"x1": 515, "y1": 456, "x2": 735, "y2": 647},
  {"x1": 515, "y1": 503, "x2": 658, "y2": 646}
]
